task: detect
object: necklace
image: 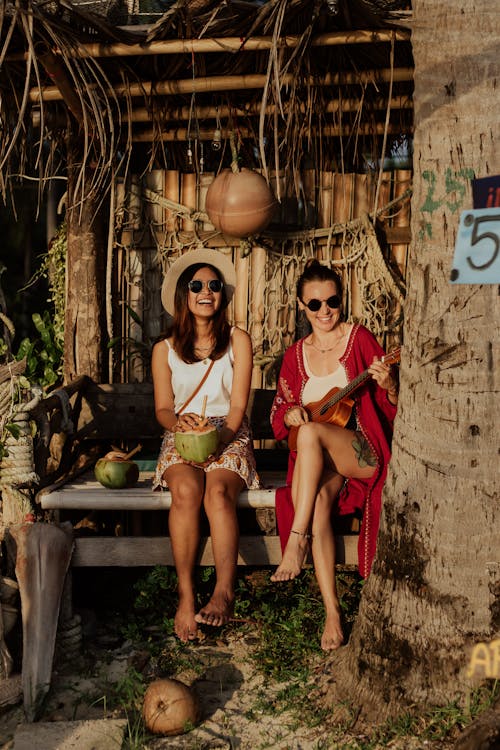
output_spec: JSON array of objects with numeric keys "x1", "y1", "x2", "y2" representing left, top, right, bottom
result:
[{"x1": 306, "y1": 337, "x2": 342, "y2": 354}]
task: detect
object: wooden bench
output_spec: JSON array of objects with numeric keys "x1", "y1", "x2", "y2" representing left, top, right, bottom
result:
[{"x1": 33, "y1": 380, "x2": 358, "y2": 569}]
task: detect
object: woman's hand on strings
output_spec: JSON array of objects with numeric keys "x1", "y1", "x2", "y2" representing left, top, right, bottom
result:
[
  {"x1": 284, "y1": 406, "x2": 310, "y2": 428},
  {"x1": 368, "y1": 357, "x2": 397, "y2": 393}
]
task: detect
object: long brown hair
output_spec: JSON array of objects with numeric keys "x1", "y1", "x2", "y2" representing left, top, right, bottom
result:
[{"x1": 169, "y1": 263, "x2": 231, "y2": 363}]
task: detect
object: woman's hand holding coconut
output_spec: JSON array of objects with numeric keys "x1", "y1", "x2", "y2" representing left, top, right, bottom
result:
[{"x1": 151, "y1": 249, "x2": 260, "y2": 643}]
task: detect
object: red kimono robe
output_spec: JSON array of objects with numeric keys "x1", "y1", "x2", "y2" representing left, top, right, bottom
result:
[{"x1": 270, "y1": 323, "x2": 397, "y2": 578}]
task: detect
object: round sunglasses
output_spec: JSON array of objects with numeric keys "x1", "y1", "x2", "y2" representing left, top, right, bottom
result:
[
  {"x1": 301, "y1": 294, "x2": 341, "y2": 312},
  {"x1": 188, "y1": 279, "x2": 223, "y2": 293}
]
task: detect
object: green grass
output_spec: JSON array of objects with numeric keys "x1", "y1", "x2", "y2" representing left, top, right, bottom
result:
[{"x1": 112, "y1": 566, "x2": 499, "y2": 748}]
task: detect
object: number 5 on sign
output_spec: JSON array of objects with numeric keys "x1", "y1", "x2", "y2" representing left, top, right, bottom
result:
[{"x1": 450, "y1": 208, "x2": 500, "y2": 284}]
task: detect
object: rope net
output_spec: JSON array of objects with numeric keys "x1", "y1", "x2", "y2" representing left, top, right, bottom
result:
[{"x1": 113, "y1": 172, "x2": 408, "y2": 384}]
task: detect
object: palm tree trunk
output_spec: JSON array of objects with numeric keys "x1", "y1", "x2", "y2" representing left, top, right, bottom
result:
[
  {"x1": 63, "y1": 138, "x2": 108, "y2": 382},
  {"x1": 326, "y1": 0, "x2": 499, "y2": 717}
]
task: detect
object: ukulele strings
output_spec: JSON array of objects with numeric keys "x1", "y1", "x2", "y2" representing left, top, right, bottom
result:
[{"x1": 307, "y1": 348, "x2": 401, "y2": 419}]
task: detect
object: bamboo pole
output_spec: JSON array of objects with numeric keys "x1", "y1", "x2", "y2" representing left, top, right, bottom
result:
[
  {"x1": 31, "y1": 95, "x2": 412, "y2": 130},
  {"x1": 180, "y1": 172, "x2": 197, "y2": 233},
  {"x1": 391, "y1": 169, "x2": 412, "y2": 280},
  {"x1": 126, "y1": 176, "x2": 144, "y2": 383},
  {"x1": 351, "y1": 173, "x2": 370, "y2": 320},
  {"x1": 144, "y1": 170, "x2": 164, "y2": 343},
  {"x1": 199, "y1": 173, "x2": 215, "y2": 232},
  {"x1": 120, "y1": 95, "x2": 413, "y2": 122},
  {"x1": 77, "y1": 30, "x2": 412, "y2": 58},
  {"x1": 164, "y1": 170, "x2": 180, "y2": 233},
  {"x1": 29, "y1": 68, "x2": 414, "y2": 103},
  {"x1": 302, "y1": 169, "x2": 317, "y2": 227},
  {"x1": 115, "y1": 181, "x2": 126, "y2": 383},
  {"x1": 132, "y1": 122, "x2": 407, "y2": 143},
  {"x1": 250, "y1": 246, "x2": 267, "y2": 388},
  {"x1": 36, "y1": 45, "x2": 84, "y2": 123},
  {"x1": 234, "y1": 252, "x2": 250, "y2": 332},
  {"x1": 333, "y1": 172, "x2": 354, "y2": 315},
  {"x1": 318, "y1": 171, "x2": 334, "y2": 262},
  {"x1": 9, "y1": 30, "x2": 410, "y2": 62}
]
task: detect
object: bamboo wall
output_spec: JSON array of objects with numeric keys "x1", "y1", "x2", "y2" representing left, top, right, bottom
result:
[{"x1": 112, "y1": 168, "x2": 411, "y2": 386}]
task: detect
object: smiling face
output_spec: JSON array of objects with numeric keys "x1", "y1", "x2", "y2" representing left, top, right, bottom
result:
[
  {"x1": 187, "y1": 265, "x2": 224, "y2": 319},
  {"x1": 298, "y1": 279, "x2": 342, "y2": 333}
]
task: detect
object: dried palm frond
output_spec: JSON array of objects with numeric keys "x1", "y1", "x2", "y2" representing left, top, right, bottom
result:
[{"x1": 0, "y1": 0, "x2": 412, "y2": 215}]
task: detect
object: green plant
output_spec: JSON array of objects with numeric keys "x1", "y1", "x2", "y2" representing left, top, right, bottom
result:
[
  {"x1": 6, "y1": 220, "x2": 67, "y2": 388},
  {"x1": 111, "y1": 667, "x2": 146, "y2": 710},
  {"x1": 329, "y1": 681, "x2": 500, "y2": 749},
  {"x1": 23, "y1": 221, "x2": 66, "y2": 342},
  {"x1": 14, "y1": 310, "x2": 64, "y2": 387}
]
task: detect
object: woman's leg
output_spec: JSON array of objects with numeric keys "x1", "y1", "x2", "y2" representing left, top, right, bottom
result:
[
  {"x1": 271, "y1": 422, "x2": 329, "y2": 581},
  {"x1": 310, "y1": 472, "x2": 345, "y2": 651},
  {"x1": 195, "y1": 468, "x2": 244, "y2": 627},
  {"x1": 164, "y1": 464, "x2": 204, "y2": 642},
  {"x1": 272, "y1": 422, "x2": 376, "y2": 582}
]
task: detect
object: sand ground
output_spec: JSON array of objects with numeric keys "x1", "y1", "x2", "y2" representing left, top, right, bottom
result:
[{"x1": 0, "y1": 616, "x2": 457, "y2": 750}]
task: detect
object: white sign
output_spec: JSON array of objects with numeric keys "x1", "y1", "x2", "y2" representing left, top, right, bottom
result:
[{"x1": 450, "y1": 208, "x2": 500, "y2": 284}]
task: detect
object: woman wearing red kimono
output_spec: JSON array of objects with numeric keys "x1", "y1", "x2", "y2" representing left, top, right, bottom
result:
[{"x1": 270, "y1": 259, "x2": 399, "y2": 651}]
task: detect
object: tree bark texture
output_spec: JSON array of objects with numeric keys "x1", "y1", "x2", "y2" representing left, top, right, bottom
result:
[
  {"x1": 327, "y1": 0, "x2": 499, "y2": 718},
  {"x1": 64, "y1": 140, "x2": 108, "y2": 382}
]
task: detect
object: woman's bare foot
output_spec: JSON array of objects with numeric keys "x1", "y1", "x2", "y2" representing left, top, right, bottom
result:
[
  {"x1": 321, "y1": 609, "x2": 344, "y2": 651},
  {"x1": 195, "y1": 590, "x2": 234, "y2": 627},
  {"x1": 174, "y1": 592, "x2": 199, "y2": 642},
  {"x1": 270, "y1": 530, "x2": 310, "y2": 582}
]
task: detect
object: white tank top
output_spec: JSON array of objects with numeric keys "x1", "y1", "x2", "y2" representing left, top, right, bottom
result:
[
  {"x1": 302, "y1": 348, "x2": 348, "y2": 405},
  {"x1": 165, "y1": 338, "x2": 234, "y2": 417}
]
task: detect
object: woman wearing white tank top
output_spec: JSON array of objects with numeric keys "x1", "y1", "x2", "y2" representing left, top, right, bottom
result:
[{"x1": 152, "y1": 249, "x2": 259, "y2": 643}]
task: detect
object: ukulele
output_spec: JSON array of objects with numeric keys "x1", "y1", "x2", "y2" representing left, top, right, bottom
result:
[{"x1": 287, "y1": 348, "x2": 401, "y2": 451}]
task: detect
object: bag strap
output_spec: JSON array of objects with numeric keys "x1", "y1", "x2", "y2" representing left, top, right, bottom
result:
[{"x1": 177, "y1": 359, "x2": 216, "y2": 416}]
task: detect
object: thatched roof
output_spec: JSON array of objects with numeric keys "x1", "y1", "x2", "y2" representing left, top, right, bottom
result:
[{"x1": 0, "y1": 0, "x2": 413, "y2": 204}]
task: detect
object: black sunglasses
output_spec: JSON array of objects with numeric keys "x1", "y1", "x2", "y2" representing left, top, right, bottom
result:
[
  {"x1": 301, "y1": 294, "x2": 341, "y2": 312},
  {"x1": 188, "y1": 279, "x2": 223, "y2": 293}
]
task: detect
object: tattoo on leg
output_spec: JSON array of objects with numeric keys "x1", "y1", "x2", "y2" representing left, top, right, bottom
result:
[{"x1": 352, "y1": 431, "x2": 377, "y2": 468}]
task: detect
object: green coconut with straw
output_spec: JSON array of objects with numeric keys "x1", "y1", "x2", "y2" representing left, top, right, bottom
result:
[{"x1": 174, "y1": 396, "x2": 219, "y2": 463}]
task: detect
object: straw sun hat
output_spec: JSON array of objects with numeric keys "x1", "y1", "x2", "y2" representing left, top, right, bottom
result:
[{"x1": 161, "y1": 248, "x2": 237, "y2": 315}]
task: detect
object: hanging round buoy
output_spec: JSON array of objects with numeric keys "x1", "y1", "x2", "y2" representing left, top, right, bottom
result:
[{"x1": 205, "y1": 168, "x2": 277, "y2": 238}]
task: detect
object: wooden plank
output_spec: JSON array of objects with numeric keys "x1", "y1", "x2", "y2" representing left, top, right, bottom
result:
[
  {"x1": 71, "y1": 534, "x2": 358, "y2": 567},
  {"x1": 39, "y1": 470, "x2": 286, "y2": 510}
]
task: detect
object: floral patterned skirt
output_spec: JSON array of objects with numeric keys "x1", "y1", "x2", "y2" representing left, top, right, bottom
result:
[{"x1": 153, "y1": 415, "x2": 260, "y2": 490}]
